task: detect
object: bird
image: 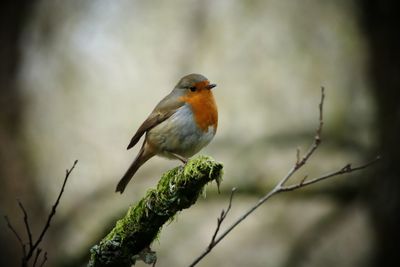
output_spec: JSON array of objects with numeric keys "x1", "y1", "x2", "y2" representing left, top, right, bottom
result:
[{"x1": 116, "y1": 73, "x2": 218, "y2": 193}]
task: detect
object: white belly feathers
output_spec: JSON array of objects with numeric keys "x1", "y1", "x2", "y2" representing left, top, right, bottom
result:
[{"x1": 146, "y1": 104, "x2": 216, "y2": 158}]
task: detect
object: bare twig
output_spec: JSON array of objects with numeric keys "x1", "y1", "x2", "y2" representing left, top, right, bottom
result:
[
  {"x1": 32, "y1": 248, "x2": 42, "y2": 267},
  {"x1": 18, "y1": 200, "x2": 33, "y2": 250},
  {"x1": 292, "y1": 87, "x2": 324, "y2": 173},
  {"x1": 39, "y1": 252, "x2": 47, "y2": 267},
  {"x1": 4, "y1": 215, "x2": 25, "y2": 248},
  {"x1": 208, "y1": 188, "x2": 236, "y2": 250},
  {"x1": 296, "y1": 147, "x2": 301, "y2": 165},
  {"x1": 4, "y1": 160, "x2": 78, "y2": 267},
  {"x1": 281, "y1": 156, "x2": 381, "y2": 192},
  {"x1": 27, "y1": 160, "x2": 78, "y2": 259},
  {"x1": 189, "y1": 87, "x2": 380, "y2": 267},
  {"x1": 299, "y1": 175, "x2": 308, "y2": 186}
]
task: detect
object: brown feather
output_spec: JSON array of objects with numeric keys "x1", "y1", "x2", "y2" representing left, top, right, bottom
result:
[
  {"x1": 126, "y1": 95, "x2": 185, "y2": 150},
  {"x1": 116, "y1": 142, "x2": 155, "y2": 193}
]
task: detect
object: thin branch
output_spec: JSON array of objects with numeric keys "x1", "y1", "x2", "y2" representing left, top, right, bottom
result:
[
  {"x1": 296, "y1": 147, "x2": 301, "y2": 165},
  {"x1": 185, "y1": 188, "x2": 237, "y2": 267},
  {"x1": 18, "y1": 200, "x2": 33, "y2": 250},
  {"x1": 27, "y1": 160, "x2": 78, "y2": 259},
  {"x1": 4, "y1": 160, "x2": 77, "y2": 267},
  {"x1": 208, "y1": 188, "x2": 236, "y2": 250},
  {"x1": 276, "y1": 87, "x2": 325, "y2": 191},
  {"x1": 188, "y1": 87, "x2": 380, "y2": 267},
  {"x1": 32, "y1": 248, "x2": 42, "y2": 267},
  {"x1": 294, "y1": 87, "x2": 324, "y2": 170},
  {"x1": 281, "y1": 156, "x2": 381, "y2": 191},
  {"x1": 296, "y1": 175, "x2": 306, "y2": 187},
  {"x1": 39, "y1": 252, "x2": 47, "y2": 267},
  {"x1": 4, "y1": 215, "x2": 25, "y2": 249}
]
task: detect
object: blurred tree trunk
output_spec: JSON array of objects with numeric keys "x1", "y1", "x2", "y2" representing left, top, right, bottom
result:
[
  {"x1": 0, "y1": 1, "x2": 43, "y2": 266},
  {"x1": 359, "y1": 0, "x2": 400, "y2": 266}
]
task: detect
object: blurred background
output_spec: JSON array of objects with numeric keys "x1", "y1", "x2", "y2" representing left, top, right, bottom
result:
[{"x1": 1, "y1": 0, "x2": 399, "y2": 266}]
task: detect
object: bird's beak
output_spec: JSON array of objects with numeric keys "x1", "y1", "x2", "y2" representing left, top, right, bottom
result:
[{"x1": 206, "y1": 83, "x2": 217, "y2": 90}]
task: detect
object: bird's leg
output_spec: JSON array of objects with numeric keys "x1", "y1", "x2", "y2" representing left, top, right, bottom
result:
[{"x1": 167, "y1": 152, "x2": 188, "y2": 164}]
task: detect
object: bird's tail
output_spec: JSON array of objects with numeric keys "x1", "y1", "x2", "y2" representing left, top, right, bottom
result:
[{"x1": 115, "y1": 145, "x2": 154, "y2": 194}]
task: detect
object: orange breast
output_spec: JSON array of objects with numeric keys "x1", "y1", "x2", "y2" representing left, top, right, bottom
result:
[{"x1": 180, "y1": 88, "x2": 218, "y2": 132}]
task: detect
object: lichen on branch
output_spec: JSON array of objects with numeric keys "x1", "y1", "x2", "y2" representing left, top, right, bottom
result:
[{"x1": 88, "y1": 155, "x2": 223, "y2": 267}]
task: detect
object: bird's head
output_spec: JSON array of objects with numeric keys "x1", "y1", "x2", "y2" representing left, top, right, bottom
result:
[{"x1": 175, "y1": 73, "x2": 217, "y2": 94}]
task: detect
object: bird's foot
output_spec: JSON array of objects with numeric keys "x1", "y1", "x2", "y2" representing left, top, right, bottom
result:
[{"x1": 168, "y1": 152, "x2": 189, "y2": 165}]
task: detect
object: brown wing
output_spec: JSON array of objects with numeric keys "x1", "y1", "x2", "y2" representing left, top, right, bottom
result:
[{"x1": 126, "y1": 93, "x2": 184, "y2": 149}]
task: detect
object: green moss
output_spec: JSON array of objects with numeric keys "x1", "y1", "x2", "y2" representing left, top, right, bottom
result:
[{"x1": 88, "y1": 155, "x2": 223, "y2": 267}]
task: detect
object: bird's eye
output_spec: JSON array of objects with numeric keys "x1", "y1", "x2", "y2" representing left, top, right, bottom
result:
[{"x1": 189, "y1": 86, "x2": 196, "y2": 92}]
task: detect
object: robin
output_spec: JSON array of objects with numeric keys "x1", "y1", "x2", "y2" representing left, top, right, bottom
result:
[{"x1": 116, "y1": 73, "x2": 218, "y2": 193}]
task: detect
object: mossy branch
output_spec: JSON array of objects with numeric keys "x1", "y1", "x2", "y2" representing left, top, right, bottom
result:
[{"x1": 88, "y1": 155, "x2": 223, "y2": 267}]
